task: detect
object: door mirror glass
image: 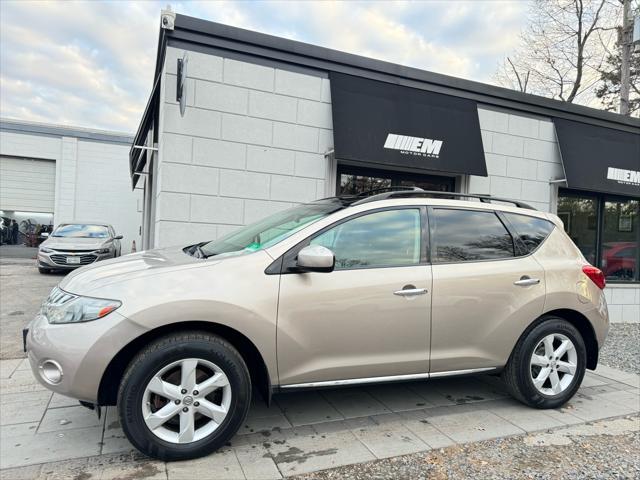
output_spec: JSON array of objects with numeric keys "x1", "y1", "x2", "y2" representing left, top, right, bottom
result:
[
  {"x1": 114, "y1": 235, "x2": 123, "y2": 240},
  {"x1": 296, "y1": 245, "x2": 335, "y2": 272}
]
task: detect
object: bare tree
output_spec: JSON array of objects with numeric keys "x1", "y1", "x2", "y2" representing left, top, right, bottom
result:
[{"x1": 495, "y1": 0, "x2": 622, "y2": 105}]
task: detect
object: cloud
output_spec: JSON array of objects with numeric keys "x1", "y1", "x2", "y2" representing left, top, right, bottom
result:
[{"x1": 0, "y1": 0, "x2": 529, "y2": 132}]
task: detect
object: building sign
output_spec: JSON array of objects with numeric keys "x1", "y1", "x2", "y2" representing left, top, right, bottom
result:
[
  {"x1": 330, "y1": 72, "x2": 487, "y2": 176},
  {"x1": 607, "y1": 167, "x2": 640, "y2": 187},
  {"x1": 554, "y1": 118, "x2": 640, "y2": 197},
  {"x1": 383, "y1": 134, "x2": 443, "y2": 158}
]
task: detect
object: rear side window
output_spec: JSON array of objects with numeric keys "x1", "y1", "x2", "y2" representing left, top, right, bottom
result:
[
  {"x1": 503, "y1": 213, "x2": 555, "y2": 254},
  {"x1": 432, "y1": 209, "x2": 514, "y2": 262}
]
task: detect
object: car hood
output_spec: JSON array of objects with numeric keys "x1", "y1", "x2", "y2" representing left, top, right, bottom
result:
[
  {"x1": 42, "y1": 236, "x2": 109, "y2": 251},
  {"x1": 59, "y1": 246, "x2": 217, "y2": 296}
]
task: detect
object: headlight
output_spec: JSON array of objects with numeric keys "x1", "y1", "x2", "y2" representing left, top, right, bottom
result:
[
  {"x1": 42, "y1": 287, "x2": 121, "y2": 324},
  {"x1": 40, "y1": 247, "x2": 53, "y2": 253},
  {"x1": 96, "y1": 247, "x2": 110, "y2": 254}
]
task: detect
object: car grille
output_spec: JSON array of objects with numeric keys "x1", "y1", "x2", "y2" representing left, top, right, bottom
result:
[{"x1": 50, "y1": 254, "x2": 98, "y2": 266}]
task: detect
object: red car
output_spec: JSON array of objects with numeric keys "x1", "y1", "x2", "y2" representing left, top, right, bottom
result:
[{"x1": 602, "y1": 242, "x2": 637, "y2": 279}]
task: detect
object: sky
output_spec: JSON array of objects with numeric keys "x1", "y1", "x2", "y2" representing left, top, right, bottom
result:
[{"x1": 0, "y1": 0, "x2": 530, "y2": 133}]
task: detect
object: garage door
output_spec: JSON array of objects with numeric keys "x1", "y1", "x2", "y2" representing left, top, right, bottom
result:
[{"x1": 0, "y1": 156, "x2": 56, "y2": 213}]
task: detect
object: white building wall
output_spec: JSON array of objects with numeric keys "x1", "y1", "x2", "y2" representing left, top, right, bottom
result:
[
  {"x1": 0, "y1": 127, "x2": 141, "y2": 253},
  {"x1": 153, "y1": 47, "x2": 333, "y2": 247},
  {"x1": 470, "y1": 106, "x2": 564, "y2": 213}
]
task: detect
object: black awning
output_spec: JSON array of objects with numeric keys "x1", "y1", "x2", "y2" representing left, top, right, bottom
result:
[
  {"x1": 330, "y1": 73, "x2": 487, "y2": 176},
  {"x1": 554, "y1": 118, "x2": 640, "y2": 197}
]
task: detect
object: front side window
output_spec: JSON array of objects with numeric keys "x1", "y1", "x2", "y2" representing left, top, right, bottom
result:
[
  {"x1": 432, "y1": 209, "x2": 514, "y2": 262},
  {"x1": 311, "y1": 209, "x2": 421, "y2": 269},
  {"x1": 503, "y1": 213, "x2": 555, "y2": 254},
  {"x1": 52, "y1": 224, "x2": 109, "y2": 238}
]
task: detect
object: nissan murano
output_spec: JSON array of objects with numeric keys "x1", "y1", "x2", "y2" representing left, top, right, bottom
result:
[{"x1": 25, "y1": 188, "x2": 609, "y2": 460}]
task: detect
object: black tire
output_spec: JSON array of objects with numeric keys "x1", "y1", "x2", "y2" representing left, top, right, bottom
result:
[
  {"x1": 118, "y1": 331, "x2": 251, "y2": 461},
  {"x1": 38, "y1": 267, "x2": 51, "y2": 274},
  {"x1": 502, "y1": 316, "x2": 586, "y2": 409}
]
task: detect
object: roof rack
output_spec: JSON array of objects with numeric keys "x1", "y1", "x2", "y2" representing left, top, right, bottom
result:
[{"x1": 350, "y1": 188, "x2": 536, "y2": 210}]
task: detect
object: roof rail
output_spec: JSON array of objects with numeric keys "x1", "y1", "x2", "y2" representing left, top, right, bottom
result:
[
  {"x1": 355, "y1": 186, "x2": 425, "y2": 197},
  {"x1": 351, "y1": 188, "x2": 536, "y2": 210}
]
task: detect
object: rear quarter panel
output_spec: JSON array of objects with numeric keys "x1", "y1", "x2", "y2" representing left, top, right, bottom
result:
[{"x1": 533, "y1": 227, "x2": 609, "y2": 346}]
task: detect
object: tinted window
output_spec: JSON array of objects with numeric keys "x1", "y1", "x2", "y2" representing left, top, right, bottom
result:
[
  {"x1": 503, "y1": 213, "x2": 555, "y2": 254},
  {"x1": 311, "y1": 209, "x2": 421, "y2": 269},
  {"x1": 432, "y1": 209, "x2": 514, "y2": 262}
]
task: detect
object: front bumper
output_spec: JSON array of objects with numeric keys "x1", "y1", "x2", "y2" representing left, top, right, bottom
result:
[
  {"x1": 26, "y1": 311, "x2": 148, "y2": 403},
  {"x1": 37, "y1": 250, "x2": 113, "y2": 269}
]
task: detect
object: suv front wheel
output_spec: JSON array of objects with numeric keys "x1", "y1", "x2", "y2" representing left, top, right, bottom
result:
[
  {"x1": 503, "y1": 317, "x2": 586, "y2": 409},
  {"x1": 117, "y1": 332, "x2": 251, "y2": 460}
]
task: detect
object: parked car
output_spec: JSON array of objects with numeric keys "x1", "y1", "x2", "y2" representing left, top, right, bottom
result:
[
  {"x1": 25, "y1": 189, "x2": 609, "y2": 461},
  {"x1": 37, "y1": 222, "x2": 123, "y2": 274},
  {"x1": 602, "y1": 242, "x2": 636, "y2": 280}
]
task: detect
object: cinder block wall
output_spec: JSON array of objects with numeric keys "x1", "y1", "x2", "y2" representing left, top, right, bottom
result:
[
  {"x1": 154, "y1": 47, "x2": 333, "y2": 246},
  {"x1": 470, "y1": 107, "x2": 564, "y2": 213}
]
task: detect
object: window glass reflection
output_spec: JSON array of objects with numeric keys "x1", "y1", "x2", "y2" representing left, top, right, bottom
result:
[
  {"x1": 601, "y1": 199, "x2": 638, "y2": 281},
  {"x1": 433, "y1": 209, "x2": 514, "y2": 262},
  {"x1": 503, "y1": 213, "x2": 555, "y2": 254},
  {"x1": 311, "y1": 209, "x2": 421, "y2": 269},
  {"x1": 339, "y1": 174, "x2": 392, "y2": 195},
  {"x1": 557, "y1": 195, "x2": 598, "y2": 265}
]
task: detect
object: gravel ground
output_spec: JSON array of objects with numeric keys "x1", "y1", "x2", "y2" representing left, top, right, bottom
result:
[
  {"x1": 295, "y1": 416, "x2": 640, "y2": 480},
  {"x1": 599, "y1": 323, "x2": 640, "y2": 374}
]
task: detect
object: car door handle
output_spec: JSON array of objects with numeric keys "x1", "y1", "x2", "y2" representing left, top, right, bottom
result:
[
  {"x1": 394, "y1": 288, "x2": 428, "y2": 297},
  {"x1": 514, "y1": 276, "x2": 540, "y2": 286}
]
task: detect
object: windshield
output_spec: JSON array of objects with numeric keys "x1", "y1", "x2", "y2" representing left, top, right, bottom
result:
[
  {"x1": 52, "y1": 224, "x2": 109, "y2": 238},
  {"x1": 197, "y1": 200, "x2": 343, "y2": 258}
]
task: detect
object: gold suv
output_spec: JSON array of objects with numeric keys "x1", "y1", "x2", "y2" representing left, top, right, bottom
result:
[{"x1": 26, "y1": 189, "x2": 609, "y2": 460}]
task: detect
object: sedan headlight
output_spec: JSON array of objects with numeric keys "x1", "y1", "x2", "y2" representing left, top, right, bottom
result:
[
  {"x1": 40, "y1": 247, "x2": 53, "y2": 253},
  {"x1": 42, "y1": 287, "x2": 121, "y2": 324},
  {"x1": 96, "y1": 247, "x2": 110, "y2": 254}
]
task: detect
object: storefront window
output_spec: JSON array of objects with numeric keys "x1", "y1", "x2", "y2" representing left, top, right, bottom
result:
[
  {"x1": 557, "y1": 195, "x2": 598, "y2": 265},
  {"x1": 558, "y1": 189, "x2": 639, "y2": 283},
  {"x1": 337, "y1": 165, "x2": 454, "y2": 196},
  {"x1": 601, "y1": 198, "x2": 638, "y2": 281}
]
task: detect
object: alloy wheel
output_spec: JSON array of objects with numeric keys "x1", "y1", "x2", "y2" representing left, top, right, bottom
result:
[
  {"x1": 529, "y1": 333, "x2": 577, "y2": 396},
  {"x1": 141, "y1": 358, "x2": 231, "y2": 444}
]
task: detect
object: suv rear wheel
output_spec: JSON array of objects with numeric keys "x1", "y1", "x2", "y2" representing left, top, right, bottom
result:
[
  {"x1": 117, "y1": 332, "x2": 251, "y2": 460},
  {"x1": 503, "y1": 317, "x2": 586, "y2": 409}
]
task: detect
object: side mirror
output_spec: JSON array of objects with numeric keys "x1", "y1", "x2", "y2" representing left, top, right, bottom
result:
[
  {"x1": 41, "y1": 232, "x2": 49, "y2": 238},
  {"x1": 296, "y1": 245, "x2": 335, "y2": 272},
  {"x1": 114, "y1": 235, "x2": 123, "y2": 240}
]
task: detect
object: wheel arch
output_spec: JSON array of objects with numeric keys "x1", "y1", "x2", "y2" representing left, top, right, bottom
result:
[
  {"x1": 97, "y1": 321, "x2": 272, "y2": 406},
  {"x1": 516, "y1": 309, "x2": 599, "y2": 370}
]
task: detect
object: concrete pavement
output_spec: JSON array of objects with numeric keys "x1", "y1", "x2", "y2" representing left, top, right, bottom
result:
[{"x1": 1, "y1": 357, "x2": 638, "y2": 478}]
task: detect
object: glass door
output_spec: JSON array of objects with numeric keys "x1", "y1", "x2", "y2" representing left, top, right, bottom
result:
[{"x1": 337, "y1": 165, "x2": 455, "y2": 196}]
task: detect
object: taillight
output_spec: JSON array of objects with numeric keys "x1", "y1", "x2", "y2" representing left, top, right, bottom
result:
[{"x1": 582, "y1": 265, "x2": 606, "y2": 290}]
